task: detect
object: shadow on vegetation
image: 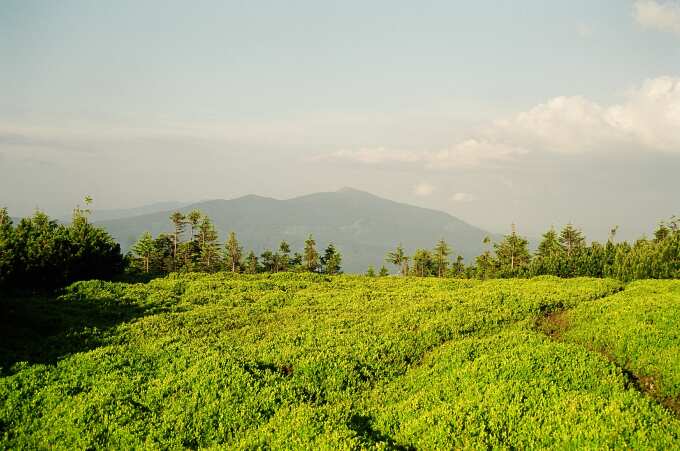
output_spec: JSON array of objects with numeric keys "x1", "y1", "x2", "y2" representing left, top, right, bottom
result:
[
  {"x1": 348, "y1": 414, "x2": 414, "y2": 450},
  {"x1": 0, "y1": 289, "x2": 151, "y2": 376}
]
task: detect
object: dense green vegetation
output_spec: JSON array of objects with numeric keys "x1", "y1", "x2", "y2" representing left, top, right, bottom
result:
[
  {"x1": 544, "y1": 280, "x2": 680, "y2": 410},
  {"x1": 2, "y1": 273, "x2": 680, "y2": 448},
  {"x1": 0, "y1": 201, "x2": 123, "y2": 290}
]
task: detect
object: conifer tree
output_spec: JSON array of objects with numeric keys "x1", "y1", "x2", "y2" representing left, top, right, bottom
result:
[
  {"x1": 432, "y1": 239, "x2": 451, "y2": 277},
  {"x1": 244, "y1": 251, "x2": 259, "y2": 274},
  {"x1": 494, "y1": 224, "x2": 530, "y2": 274},
  {"x1": 0, "y1": 208, "x2": 15, "y2": 286},
  {"x1": 320, "y1": 243, "x2": 342, "y2": 275},
  {"x1": 224, "y1": 231, "x2": 243, "y2": 273},
  {"x1": 386, "y1": 244, "x2": 409, "y2": 276},
  {"x1": 197, "y1": 216, "x2": 220, "y2": 272},
  {"x1": 131, "y1": 232, "x2": 156, "y2": 273},
  {"x1": 303, "y1": 234, "x2": 319, "y2": 272},
  {"x1": 290, "y1": 252, "x2": 303, "y2": 268},
  {"x1": 536, "y1": 227, "x2": 561, "y2": 258},
  {"x1": 366, "y1": 265, "x2": 376, "y2": 277},
  {"x1": 260, "y1": 250, "x2": 275, "y2": 272},
  {"x1": 413, "y1": 249, "x2": 432, "y2": 277},
  {"x1": 450, "y1": 255, "x2": 465, "y2": 277},
  {"x1": 559, "y1": 223, "x2": 586, "y2": 256},
  {"x1": 273, "y1": 241, "x2": 291, "y2": 272},
  {"x1": 169, "y1": 211, "x2": 186, "y2": 267},
  {"x1": 654, "y1": 222, "x2": 670, "y2": 242},
  {"x1": 186, "y1": 210, "x2": 202, "y2": 240}
]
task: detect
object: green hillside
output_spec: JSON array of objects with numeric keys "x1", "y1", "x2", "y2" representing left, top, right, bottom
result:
[
  {"x1": 96, "y1": 188, "x2": 498, "y2": 272},
  {"x1": 2, "y1": 274, "x2": 680, "y2": 448}
]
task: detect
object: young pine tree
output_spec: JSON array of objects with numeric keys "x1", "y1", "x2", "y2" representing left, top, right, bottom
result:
[
  {"x1": 303, "y1": 235, "x2": 319, "y2": 272},
  {"x1": 260, "y1": 250, "x2": 275, "y2": 272},
  {"x1": 559, "y1": 223, "x2": 586, "y2": 256},
  {"x1": 450, "y1": 255, "x2": 465, "y2": 278},
  {"x1": 494, "y1": 225, "x2": 530, "y2": 274},
  {"x1": 131, "y1": 232, "x2": 156, "y2": 273},
  {"x1": 386, "y1": 244, "x2": 409, "y2": 276},
  {"x1": 320, "y1": 243, "x2": 342, "y2": 275},
  {"x1": 197, "y1": 216, "x2": 220, "y2": 272},
  {"x1": 186, "y1": 210, "x2": 202, "y2": 240},
  {"x1": 432, "y1": 239, "x2": 451, "y2": 277},
  {"x1": 277, "y1": 241, "x2": 291, "y2": 272},
  {"x1": 0, "y1": 208, "x2": 15, "y2": 287},
  {"x1": 224, "y1": 231, "x2": 243, "y2": 273},
  {"x1": 474, "y1": 235, "x2": 497, "y2": 279},
  {"x1": 412, "y1": 249, "x2": 432, "y2": 277},
  {"x1": 244, "y1": 251, "x2": 259, "y2": 274},
  {"x1": 169, "y1": 211, "x2": 187, "y2": 268},
  {"x1": 536, "y1": 227, "x2": 562, "y2": 258}
]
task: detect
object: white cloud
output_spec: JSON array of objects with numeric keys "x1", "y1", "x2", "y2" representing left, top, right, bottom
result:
[
  {"x1": 413, "y1": 182, "x2": 435, "y2": 196},
  {"x1": 451, "y1": 192, "x2": 475, "y2": 203},
  {"x1": 490, "y1": 96, "x2": 626, "y2": 154},
  {"x1": 606, "y1": 76, "x2": 680, "y2": 151},
  {"x1": 633, "y1": 0, "x2": 680, "y2": 35},
  {"x1": 494, "y1": 77, "x2": 680, "y2": 153},
  {"x1": 321, "y1": 75, "x2": 680, "y2": 170}
]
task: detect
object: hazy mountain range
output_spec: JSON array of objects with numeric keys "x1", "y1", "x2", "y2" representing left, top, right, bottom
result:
[{"x1": 93, "y1": 188, "x2": 498, "y2": 273}]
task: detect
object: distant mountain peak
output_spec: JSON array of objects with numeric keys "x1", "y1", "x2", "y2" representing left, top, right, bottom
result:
[
  {"x1": 335, "y1": 187, "x2": 378, "y2": 197},
  {"x1": 233, "y1": 194, "x2": 275, "y2": 202}
]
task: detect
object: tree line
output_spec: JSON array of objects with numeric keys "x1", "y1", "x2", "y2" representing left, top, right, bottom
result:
[
  {"x1": 128, "y1": 210, "x2": 343, "y2": 276},
  {"x1": 378, "y1": 219, "x2": 680, "y2": 282},
  {"x1": 1, "y1": 199, "x2": 677, "y2": 290}
]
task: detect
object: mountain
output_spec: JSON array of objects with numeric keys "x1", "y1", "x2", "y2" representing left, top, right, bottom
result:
[
  {"x1": 68, "y1": 201, "x2": 191, "y2": 222},
  {"x1": 97, "y1": 188, "x2": 498, "y2": 273}
]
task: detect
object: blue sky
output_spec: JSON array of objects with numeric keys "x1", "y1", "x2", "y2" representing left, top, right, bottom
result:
[{"x1": 1, "y1": 0, "x2": 680, "y2": 240}]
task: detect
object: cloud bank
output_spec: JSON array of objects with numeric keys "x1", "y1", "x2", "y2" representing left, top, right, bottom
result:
[{"x1": 322, "y1": 76, "x2": 680, "y2": 169}]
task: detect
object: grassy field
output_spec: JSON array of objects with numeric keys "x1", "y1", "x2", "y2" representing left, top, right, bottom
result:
[{"x1": 1, "y1": 274, "x2": 679, "y2": 448}]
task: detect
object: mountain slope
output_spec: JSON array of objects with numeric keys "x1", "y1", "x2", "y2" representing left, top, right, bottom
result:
[{"x1": 97, "y1": 188, "x2": 497, "y2": 273}]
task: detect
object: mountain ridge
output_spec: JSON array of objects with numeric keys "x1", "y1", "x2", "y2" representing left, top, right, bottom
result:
[{"x1": 96, "y1": 188, "x2": 499, "y2": 272}]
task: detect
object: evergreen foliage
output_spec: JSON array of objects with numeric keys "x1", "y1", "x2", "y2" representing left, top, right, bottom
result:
[
  {"x1": 320, "y1": 243, "x2": 342, "y2": 275},
  {"x1": 0, "y1": 200, "x2": 123, "y2": 290}
]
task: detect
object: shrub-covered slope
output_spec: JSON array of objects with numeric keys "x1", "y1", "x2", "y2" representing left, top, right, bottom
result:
[{"x1": 2, "y1": 274, "x2": 679, "y2": 448}]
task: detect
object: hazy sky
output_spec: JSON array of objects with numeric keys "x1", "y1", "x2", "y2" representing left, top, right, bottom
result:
[{"x1": 2, "y1": 0, "x2": 680, "y2": 241}]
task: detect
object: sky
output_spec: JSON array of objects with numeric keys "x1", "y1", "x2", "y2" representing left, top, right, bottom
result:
[{"x1": 1, "y1": 0, "x2": 680, "y2": 241}]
